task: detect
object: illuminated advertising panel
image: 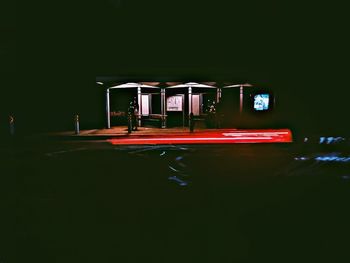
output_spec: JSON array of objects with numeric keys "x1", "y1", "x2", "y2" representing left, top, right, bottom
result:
[
  {"x1": 254, "y1": 94, "x2": 270, "y2": 111},
  {"x1": 167, "y1": 95, "x2": 183, "y2": 111}
]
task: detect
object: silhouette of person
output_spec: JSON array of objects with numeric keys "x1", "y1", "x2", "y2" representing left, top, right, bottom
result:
[{"x1": 132, "y1": 97, "x2": 139, "y2": 131}]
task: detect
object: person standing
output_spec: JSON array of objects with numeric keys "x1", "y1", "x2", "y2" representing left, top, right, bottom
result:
[
  {"x1": 132, "y1": 97, "x2": 139, "y2": 131},
  {"x1": 127, "y1": 101, "x2": 134, "y2": 133},
  {"x1": 208, "y1": 100, "x2": 216, "y2": 128}
]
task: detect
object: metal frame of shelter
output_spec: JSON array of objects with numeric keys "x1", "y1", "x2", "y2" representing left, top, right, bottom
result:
[
  {"x1": 102, "y1": 81, "x2": 253, "y2": 129},
  {"x1": 105, "y1": 82, "x2": 160, "y2": 129},
  {"x1": 222, "y1": 83, "x2": 253, "y2": 115},
  {"x1": 166, "y1": 82, "x2": 218, "y2": 127}
]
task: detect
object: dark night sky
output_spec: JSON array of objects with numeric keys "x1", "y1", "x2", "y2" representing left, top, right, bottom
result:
[{"x1": 2, "y1": 0, "x2": 349, "y2": 135}]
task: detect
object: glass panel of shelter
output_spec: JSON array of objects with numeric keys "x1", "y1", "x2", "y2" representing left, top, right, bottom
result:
[
  {"x1": 191, "y1": 94, "x2": 202, "y2": 116},
  {"x1": 141, "y1": 94, "x2": 150, "y2": 116}
]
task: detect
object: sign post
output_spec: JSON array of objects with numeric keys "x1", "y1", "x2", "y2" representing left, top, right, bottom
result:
[
  {"x1": 161, "y1": 88, "x2": 166, "y2": 128},
  {"x1": 167, "y1": 94, "x2": 184, "y2": 128}
]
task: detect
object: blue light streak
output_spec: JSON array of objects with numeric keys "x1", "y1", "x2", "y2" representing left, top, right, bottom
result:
[
  {"x1": 295, "y1": 153, "x2": 350, "y2": 163},
  {"x1": 319, "y1": 137, "x2": 345, "y2": 144}
]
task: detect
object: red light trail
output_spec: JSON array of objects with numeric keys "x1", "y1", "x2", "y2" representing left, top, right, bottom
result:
[{"x1": 107, "y1": 129, "x2": 293, "y2": 145}]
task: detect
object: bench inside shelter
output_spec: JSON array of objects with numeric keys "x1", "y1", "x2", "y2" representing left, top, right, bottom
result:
[{"x1": 141, "y1": 114, "x2": 166, "y2": 128}]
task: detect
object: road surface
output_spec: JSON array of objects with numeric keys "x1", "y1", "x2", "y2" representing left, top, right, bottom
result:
[{"x1": 2, "y1": 136, "x2": 349, "y2": 263}]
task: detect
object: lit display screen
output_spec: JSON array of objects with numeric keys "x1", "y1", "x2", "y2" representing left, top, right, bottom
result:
[
  {"x1": 167, "y1": 95, "x2": 183, "y2": 111},
  {"x1": 254, "y1": 94, "x2": 270, "y2": 111}
]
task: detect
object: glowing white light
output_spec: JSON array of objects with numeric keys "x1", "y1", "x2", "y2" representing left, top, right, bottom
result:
[{"x1": 294, "y1": 157, "x2": 309, "y2": 161}]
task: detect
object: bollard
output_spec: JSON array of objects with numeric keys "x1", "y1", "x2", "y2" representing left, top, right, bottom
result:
[
  {"x1": 9, "y1": 115, "x2": 15, "y2": 136},
  {"x1": 189, "y1": 112, "x2": 194, "y2": 133},
  {"x1": 127, "y1": 112, "x2": 132, "y2": 134},
  {"x1": 74, "y1": 114, "x2": 80, "y2": 134}
]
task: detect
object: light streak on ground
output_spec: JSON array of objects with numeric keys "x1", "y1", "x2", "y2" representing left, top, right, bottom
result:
[
  {"x1": 45, "y1": 147, "x2": 87, "y2": 156},
  {"x1": 107, "y1": 129, "x2": 293, "y2": 145}
]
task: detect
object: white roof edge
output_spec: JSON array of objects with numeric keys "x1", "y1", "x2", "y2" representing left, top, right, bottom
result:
[
  {"x1": 223, "y1": 83, "x2": 253, "y2": 88},
  {"x1": 108, "y1": 82, "x2": 159, "y2": 89},
  {"x1": 167, "y1": 82, "x2": 217, "y2": 88}
]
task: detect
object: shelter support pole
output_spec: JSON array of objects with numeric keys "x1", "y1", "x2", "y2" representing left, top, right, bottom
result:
[
  {"x1": 216, "y1": 87, "x2": 221, "y2": 103},
  {"x1": 239, "y1": 85, "x2": 243, "y2": 115},
  {"x1": 137, "y1": 86, "x2": 142, "y2": 127},
  {"x1": 188, "y1": 86, "x2": 192, "y2": 127},
  {"x1": 106, "y1": 88, "x2": 111, "y2": 128},
  {"x1": 161, "y1": 88, "x2": 166, "y2": 128}
]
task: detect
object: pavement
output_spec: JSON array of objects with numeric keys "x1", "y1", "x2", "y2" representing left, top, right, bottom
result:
[
  {"x1": 50, "y1": 126, "x2": 202, "y2": 137},
  {"x1": 48, "y1": 126, "x2": 293, "y2": 144}
]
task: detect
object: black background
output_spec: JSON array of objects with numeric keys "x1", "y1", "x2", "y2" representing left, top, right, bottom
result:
[{"x1": 2, "y1": 0, "x2": 350, "y2": 135}]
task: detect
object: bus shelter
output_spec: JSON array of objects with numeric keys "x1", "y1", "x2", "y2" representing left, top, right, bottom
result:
[
  {"x1": 105, "y1": 82, "x2": 161, "y2": 128},
  {"x1": 165, "y1": 82, "x2": 218, "y2": 127}
]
